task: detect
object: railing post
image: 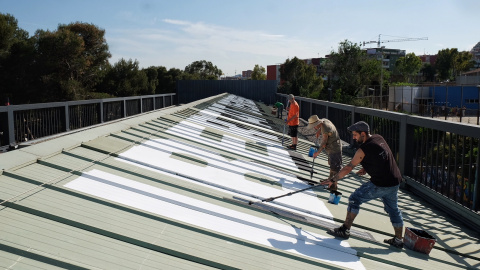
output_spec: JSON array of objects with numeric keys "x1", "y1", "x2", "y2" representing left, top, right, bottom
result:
[
  {"x1": 309, "y1": 101, "x2": 312, "y2": 118},
  {"x1": 153, "y1": 95, "x2": 156, "y2": 110},
  {"x1": 99, "y1": 100, "x2": 104, "y2": 123},
  {"x1": 64, "y1": 104, "x2": 70, "y2": 132},
  {"x1": 348, "y1": 106, "x2": 356, "y2": 145},
  {"x1": 398, "y1": 114, "x2": 408, "y2": 175},
  {"x1": 7, "y1": 106, "x2": 15, "y2": 147},
  {"x1": 473, "y1": 151, "x2": 480, "y2": 211},
  {"x1": 123, "y1": 99, "x2": 127, "y2": 118},
  {"x1": 140, "y1": 97, "x2": 143, "y2": 113}
]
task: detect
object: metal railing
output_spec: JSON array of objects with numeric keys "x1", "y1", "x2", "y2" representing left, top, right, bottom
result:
[
  {"x1": 359, "y1": 85, "x2": 480, "y2": 125},
  {"x1": 278, "y1": 93, "x2": 480, "y2": 214},
  {"x1": 0, "y1": 94, "x2": 176, "y2": 150}
]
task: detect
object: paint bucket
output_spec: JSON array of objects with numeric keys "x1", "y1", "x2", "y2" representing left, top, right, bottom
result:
[
  {"x1": 308, "y1": 147, "x2": 317, "y2": 157},
  {"x1": 403, "y1": 227, "x2": 436, "y2": 255},
  {"x1": 328, "y1": 191, "x2": 342, "y2": 205}
]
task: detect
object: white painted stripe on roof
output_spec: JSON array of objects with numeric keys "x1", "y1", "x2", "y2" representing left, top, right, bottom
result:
[{"x1": 65, "y1": 169, "x2": 365, "y2": 270}]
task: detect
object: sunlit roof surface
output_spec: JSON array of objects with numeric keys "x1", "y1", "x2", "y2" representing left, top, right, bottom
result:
[{"x1": 1, "y1": 93, "x2": 479, "y2": 269}]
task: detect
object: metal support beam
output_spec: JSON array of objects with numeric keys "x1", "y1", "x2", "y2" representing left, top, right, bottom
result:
[
  {"x1": 7, "y1": 106, "x2": 15, "y2": 147},
  {"x1": 64, "y1": 104, "x2": 70, "y2": 132}
]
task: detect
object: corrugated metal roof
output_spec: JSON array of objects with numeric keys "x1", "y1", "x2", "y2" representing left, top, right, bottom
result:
[{"x1": 1, "y1": 93, "x2": 479, "y2": 269}]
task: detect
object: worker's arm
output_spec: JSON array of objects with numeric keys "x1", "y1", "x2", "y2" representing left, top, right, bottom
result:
[
  {"x1": 320, "y1": 148, "x2": 365, "y2": 187},
  {"x1": 313, "y1": 132, "x2": 328, "y2": 158},
  {"x1": 286, "y1": 114, "x2": 298, "y2": 123}
]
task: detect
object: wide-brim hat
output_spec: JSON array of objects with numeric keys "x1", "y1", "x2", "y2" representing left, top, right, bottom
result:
[{"x1": 307, "y1": 115, "x2": 323, "y2": 130}]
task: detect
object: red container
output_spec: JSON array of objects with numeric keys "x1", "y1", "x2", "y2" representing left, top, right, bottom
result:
[{"x1": 403, "y1": 227, "x2": 436, "y2": 255}]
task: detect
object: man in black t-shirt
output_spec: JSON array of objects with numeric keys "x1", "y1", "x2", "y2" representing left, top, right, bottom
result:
[{"x1": 320, "y1": 121, "x2": 404, "y2": 248}]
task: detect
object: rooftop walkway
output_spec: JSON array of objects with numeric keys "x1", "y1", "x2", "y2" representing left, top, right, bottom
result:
[{"x1": 0, "y1": 93, "x2": 478, "y2": 269}]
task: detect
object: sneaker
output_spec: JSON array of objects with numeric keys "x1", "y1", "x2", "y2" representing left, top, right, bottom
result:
[
  {"x1": 328, "y1": 224, "x2": 350, "y2": 239},
  {"x1": 384, "y1": 237, "x2": 404, "y2": 248},
  {"x1": 287, "y1": 144, "x2": 297, "y2": 150}
]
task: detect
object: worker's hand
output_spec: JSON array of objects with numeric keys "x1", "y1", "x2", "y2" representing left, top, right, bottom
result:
[
  {"x1": 320, "y1": 179, "x2": 334, "y2": 189},
  {"x1": 313, "y1": 151, "x2": 319, "y2": 158},
  {"x1": 356, "y1": 168, "x2": 366, "y2": 176}
]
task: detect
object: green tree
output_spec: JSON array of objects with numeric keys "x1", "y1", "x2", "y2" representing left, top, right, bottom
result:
[
  {"x1": 436, "y1": 48, "x2": 475, "y2": 82},
  {"x1": 35, "y1": 28, "x2": 88, "y2": 101},
  {"x1": 453, "y1": 51, "x2": 475, "y2": 76},
  {"x1": 60, "y1": 23, "x2": 111, "y2": 91},
  {"x1": 184, "y1": 60, "x2": 222, "y2": 80},
  {"x1": 395, "y1": 52, "x2": 422, "y2": 83},
  {"x1": 251, "y1": 64, "x2": 266, "y2": 80},
  {"x1": 0, "y1": 13, "x2": 29, "y2": 57},
  {"x1": 98, "y1": 59, "x2": 148, "y2": 97},
  {"x1": 155, "y1": 67, "x2": 183, "y2": 94},
  {"x1": 421, "y1": 63, "x2": 436, "y2": 82},
  {"x1": 279, "y1": 57, "x2": 323, "y2": 98},
  {"x1": 0, "y1": 13, "x2": 36, "y2": 104},
  {"x1": 435, "y1": 48, "x2": 458, "y2": 81},
  {"x1": 34, "y1": 22, "x2": 111, "y2": 101},
  {"x1": 325, "y1": 40, "x2": 382, "y2": 104},
  {"x1": 142, "y1": 66, "x2": 159, "y2": 95}
]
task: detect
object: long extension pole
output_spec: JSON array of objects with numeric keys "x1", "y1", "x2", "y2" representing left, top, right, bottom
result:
[{"x1": 248, "y1": 180, "x2": 326, "y2": 205}]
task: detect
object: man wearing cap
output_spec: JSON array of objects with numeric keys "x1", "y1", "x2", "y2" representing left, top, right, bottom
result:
[
  {"x1": 321, "y1": 121, "x2": 404, "y2": 248},
  {"x1": 306, "y1": 115, "x2": 342, "y2": 190},
  {"x1": 285, "y1": 94, "x2": 299, "y2": 150}
]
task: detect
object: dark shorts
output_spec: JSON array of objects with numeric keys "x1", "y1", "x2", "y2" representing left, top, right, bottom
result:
[
  {"x1": 328, "y1": 151, "x2": 343, "y2": 172},
  {"x1": 288, "y1": 125, "x2": 298, "y2": 137}
]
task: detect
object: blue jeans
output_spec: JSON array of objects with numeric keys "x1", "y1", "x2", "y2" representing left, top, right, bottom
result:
[{"x1": 347, "y1": 181, "x2": 403, "y2": 227}]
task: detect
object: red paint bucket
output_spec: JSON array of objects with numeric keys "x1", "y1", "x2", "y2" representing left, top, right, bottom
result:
[{"x1": 403, "y1": 227, "x2": 436, "y2": 255}]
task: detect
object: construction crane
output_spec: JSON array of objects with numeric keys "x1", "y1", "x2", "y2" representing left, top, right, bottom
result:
[{"x1": 362, "y1": 34, "x2": 428, "y2": 47}]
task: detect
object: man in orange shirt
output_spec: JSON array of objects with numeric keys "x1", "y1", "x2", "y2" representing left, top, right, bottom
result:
[{"x1": 286, "y1": 94, "x2": 299, "y2": 150}]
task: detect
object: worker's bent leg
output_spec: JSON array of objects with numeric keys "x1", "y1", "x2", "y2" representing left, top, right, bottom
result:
[
  {"x1": 381, "y1": 184, "x2": 404, "y2": 229},
  {"x1": 347, "y1": 181, "x2": 380, "y2": 216}
]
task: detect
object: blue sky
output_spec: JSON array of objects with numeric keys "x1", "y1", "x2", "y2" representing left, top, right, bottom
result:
[{"x1": 2, "y1": 0, "x2": 479, "y2": 77}]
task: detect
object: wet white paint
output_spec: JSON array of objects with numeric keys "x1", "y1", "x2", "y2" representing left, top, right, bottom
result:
[
  {"x1": 65, "y1": 95, "x2": 365, "y2": 269},
  {"x1": 66, "y1": 169, "x2": 365, "y2": 269}
]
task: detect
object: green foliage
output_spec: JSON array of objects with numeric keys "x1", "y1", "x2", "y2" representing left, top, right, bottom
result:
[
  {"x1": 251, "y1": 64, "x2": 266, "y2": 80},
  {"x1": 142, "y1": 66, "x2": 159, "y2": 95},
  {"x1": 279, "y1": 57, "x2": 323, "y2": 97},
  {"x1": 453, "y1": 51, "x2": 475, "y2": 76},
  {"x1": 0, "y1": 13, "x2": 36, "y2": 103},
  {"x1": 0, "y1": 13, "x2": 29, "y2": 56},
  {"x1": 184, "y1": 60, "x2": 222, "y2": 80},
  {"x1": 436, "y1": 48, "x2": 457, "y2": 80},
  {"x1": 434, "y1": 48, "x2": 473, "y2": 81},
  {"x1": 98, "y1": 59, "x2": 148, "y2": 97},
  {"x1": 153, "y1": 66, "x2": 183, "y2": 94},
  {"x1": 390, "y1": 82, "x2": 417, "y2": 86},
  {"x1": 395, "y1": 53, "x2": 422, "y2": 83},
  {"x1": 0, "y1": 15, "x2": 112, "y2": 103},
  {"x1": 325, "y1": 40, "x2": 382, "y2": 103},
  {"x1": 421, "y1": 63, "x2": 436, "y2": 82}
]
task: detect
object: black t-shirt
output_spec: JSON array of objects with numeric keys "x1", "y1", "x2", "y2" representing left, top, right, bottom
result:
[{"x1": 359, "y1": 134, "x2": 402, "y2": 187}]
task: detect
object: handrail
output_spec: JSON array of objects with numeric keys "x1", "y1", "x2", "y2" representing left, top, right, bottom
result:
[
  {"x1": 277, "y1": 93, "x2": 480, "y2": 215},
  {"x1": 0, "y1": 93, "x2": 176, "y2": 150}
]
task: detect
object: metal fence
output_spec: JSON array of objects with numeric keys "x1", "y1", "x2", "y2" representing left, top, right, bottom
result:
[
  {"x1": 177, "y1": 80, "x2": 277, "y2": 105},
  {"x1": 278, "y1": 93, "x2": 480, "y2": 216},
  {"x1": 0, "y1": 94, "x2": 176, "y2": 150},
  {"x1": 360, "y1": 85, "x2": 480, "y2": 125}
]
